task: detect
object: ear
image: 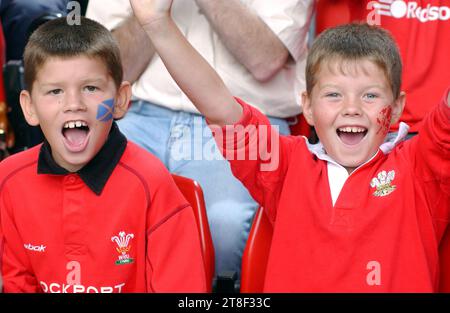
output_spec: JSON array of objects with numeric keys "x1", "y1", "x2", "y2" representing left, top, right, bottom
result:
[
  {"x1": 113, "y1": 81, "x2": 132, "y2": 119},
  {"x1": 390, "y1": 91, "x2": 406, "y2": 125},
  {"x1": 19, "y1": 90, "x2": 40, "y2": 126},
  {"x1": 301, "y1": 91, "x2": 315, "y2": 126}
]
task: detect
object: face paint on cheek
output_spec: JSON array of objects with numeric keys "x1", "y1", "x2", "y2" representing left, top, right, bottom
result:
[
  {"x1": 96, "y1": 98, "x2": 115, "y2": 122},
  {"x1": 376, "y1": 106, "x2": 392, "y2": 135}
]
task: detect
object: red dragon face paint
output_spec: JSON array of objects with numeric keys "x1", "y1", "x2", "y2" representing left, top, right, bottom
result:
[{"x1": 376, "y1": 106, "x2": 392, "y2": 135}]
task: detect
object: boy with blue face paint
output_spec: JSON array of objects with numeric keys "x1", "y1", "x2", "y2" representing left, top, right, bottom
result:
[{"x1": 0, "y1": 17, "x2": 207, "y2": 292}]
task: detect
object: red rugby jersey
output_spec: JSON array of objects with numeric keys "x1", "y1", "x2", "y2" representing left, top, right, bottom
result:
[
  {"x1": 219, "y1": 92, "x2": 449, "y2": 292},
  {"x1": 0, "y1": 135, "x2": 206, "y2": 293}
]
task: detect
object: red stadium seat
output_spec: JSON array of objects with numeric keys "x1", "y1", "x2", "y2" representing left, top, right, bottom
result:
[
  {"x1": 288, "y1": 113, "x2": 312, "y2": 138},
  {"x1": 240, "y1": 206, "x2": 273, "y2": 293},
  {"x1": 171, "y1": 174, "x2": 215, "y2": 292}
]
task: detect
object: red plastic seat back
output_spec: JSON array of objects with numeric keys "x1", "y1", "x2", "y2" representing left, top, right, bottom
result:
[
  {"x1": 288, "y1": 113, "x2": 312, "y2": 138},
  {"x1": 240, "y1": 207, "x2": 273, "y2": 293},
  {"x1": 171, "y1": 174, "x2": 215, "y2": 292}
]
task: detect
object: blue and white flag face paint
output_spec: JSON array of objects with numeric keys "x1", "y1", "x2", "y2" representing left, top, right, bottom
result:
[{"x1": 96, "y1": 98, "x2": 115, "y2": 122}]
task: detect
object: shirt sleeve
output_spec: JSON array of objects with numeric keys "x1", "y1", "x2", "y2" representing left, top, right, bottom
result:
[
  {"x1": 145, "y1": 168, "x2": 207, "y2": 292},
  {"x1": 405, "y1": 88, "x2": 450, "y2": 221},
  {"x1": 0, "y1": 184, "x2": 40, "y2": 293},
  {"x1": 85, "y1": 0, "x2": 133, "y2": 31},
  {"x1": 210, "y1": 98, "x2": 299, "y2": 222},
  {"x1": 250, "y1": 0, "x2": 315, "y2": 61}
]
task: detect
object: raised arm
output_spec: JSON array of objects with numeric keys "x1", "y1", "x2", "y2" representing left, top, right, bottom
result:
[
  {"x1": 86, "y1": 0, "x2": 155, "y2": 84},
  {"x1": 112, "y1": 16, "x2": 155, "y2": 84},
  {"x1": 405, "y1": 88, "x2": 450, "y2": 220},
  {"x1": 129, "y1": 0, "x2": 242, "y2": 126},
  {"x1": 194, "y1": 0, "x2": 290, "y2": 82}
]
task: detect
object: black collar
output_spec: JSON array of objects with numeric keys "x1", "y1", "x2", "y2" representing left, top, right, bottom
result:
[{"x1": 38, "y1": 122, "x2": 127, "y2": 195}]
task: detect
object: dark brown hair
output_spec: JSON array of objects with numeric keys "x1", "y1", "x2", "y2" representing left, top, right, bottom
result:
[
  {"x1": 306, "y1": 23, "x2": 402, "y2": 98},
  {"x1": 23, "y1": 16, "x2": 123, "y2": 91}
]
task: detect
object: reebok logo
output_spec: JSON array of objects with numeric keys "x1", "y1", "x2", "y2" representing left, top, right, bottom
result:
[
  {"x1": 24, "y1": 243, "x2": 46, "y2": 252},
  {"x1": 369, "y1": 0, "x2": 450, "y2": 23},
  {"x1": 40, "y1": 281, "x2": 126, "y2": 293}
]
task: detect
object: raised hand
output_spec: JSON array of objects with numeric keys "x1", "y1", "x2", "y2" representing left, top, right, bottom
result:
[
  {"x1": 128, "y1": 0, "x2": 241, "y2": 126},
  {"x1": 129, "y1": 0, "x2": 173, "y2": 27}
]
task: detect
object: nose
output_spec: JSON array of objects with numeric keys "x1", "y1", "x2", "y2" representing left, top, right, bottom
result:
[
  {"x1": 341, "y1": 96, "x2": 362, "y2": 117},
  {"x1": 63, "y1": 91, "x2": 87, "y2": 113}
]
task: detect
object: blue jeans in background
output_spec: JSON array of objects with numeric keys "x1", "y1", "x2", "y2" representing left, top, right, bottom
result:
[{"x1": 117, "y1": 100, "x2": 290, "y2": 281}]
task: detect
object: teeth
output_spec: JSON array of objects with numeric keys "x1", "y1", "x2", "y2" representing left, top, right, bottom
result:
[
  {"x1": 338, "y1": 126, "x2": 366, "y2": 133},
  {"x1": 63, "y1": 120, "x2": 88, "y2": 129}
]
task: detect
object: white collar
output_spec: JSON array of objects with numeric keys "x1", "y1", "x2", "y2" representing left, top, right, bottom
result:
[{"x1": 379, "y1": 122, "x2": 410, "y2": 154}]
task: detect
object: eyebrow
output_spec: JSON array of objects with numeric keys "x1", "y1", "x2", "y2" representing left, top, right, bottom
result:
[
  {"x1": 39, "y1": 77, "x2": 107, "y2": 87},
  {"x1": 319, "y1": 84, "x2": 386, "y2": 90},
  {"x1": 37, "y1": 82, "x2": 63, "y2": 91},
  {"x1": 319, "y1": 84, "x2": 340, "y2": 89},
  {"x1": 366, "y1": 85, "x2": 386, "y2": 89},
  {"x1": 79, "y1": 77, "x2": 108, "y2": 84}
]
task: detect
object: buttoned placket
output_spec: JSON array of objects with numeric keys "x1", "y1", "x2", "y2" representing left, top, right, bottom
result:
[{"x1": 62, "y1": 174, "x2": 88, "y2": 258}]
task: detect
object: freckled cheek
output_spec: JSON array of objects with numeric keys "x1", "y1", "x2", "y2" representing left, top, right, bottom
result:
[{"x1": 376, "y1": 106, "x2": 392, "y2": 135}]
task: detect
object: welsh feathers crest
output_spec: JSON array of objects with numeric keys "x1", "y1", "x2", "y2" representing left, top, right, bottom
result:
[
  {"x1": 370, "y1": 170, "x2": 396, "y2": 197},
  {"x1": 111, "y1": 231, "x2": 135, "y2": 265}
]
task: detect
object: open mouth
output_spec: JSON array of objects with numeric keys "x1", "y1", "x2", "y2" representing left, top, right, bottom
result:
[
  {"x1": 62, "y1": 120, "x2": 90, "y2": 152},
  {"x1": 336, "y1": 126, "x2": 368, "y2": 146}
]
